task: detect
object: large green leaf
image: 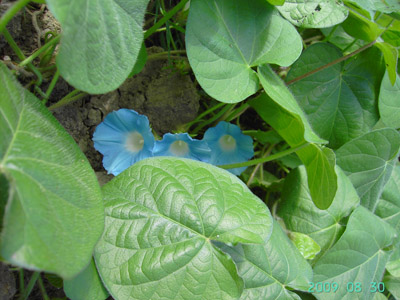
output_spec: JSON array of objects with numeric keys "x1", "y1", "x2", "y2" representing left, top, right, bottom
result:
[
  {"x1": 94, "y1": 157, "x2": 272, "y2": 300},
  {"x1": 186, "y1": 0, "x2": 302, "y2": 103},
  {"x1": 278, "y1": 166, "x2": 359, "y2": 260},
  {"x1": 218, "y1": 220, "x2": 312, "y2": 300},
  {"x1": 249, "y1": 93, "x2": 337, "y2": 209},
  {"x1": 336, "y1": 128, "x2": 400, "y2": 211},
  {"x1": 0, "y1": 63, "x2": 104, "y2": 279},
  {"x1": 375, "y1": 164, "x2": 400, "y2": 232},
  {"x1": 379, "y1": 72, "x2": 400, "y2": 129},
  {"x1": 46, "y1": 0, "x2": 149, "y2": 94},
  {"x1": 345, "y1": 0, "x2": 400, "y2": 13},
  {"x1": 64, "y1": 259, "x2": 109, "y2": 300},
  {"x1": 287, "y1": 43, "x2": 385, "y2": 149},
  {"x1": 312, "y1": 206, "x2": 397, "y2": 300},
  {"x1": 277, "y1": 0, "x2": 348, "y2": 28}
]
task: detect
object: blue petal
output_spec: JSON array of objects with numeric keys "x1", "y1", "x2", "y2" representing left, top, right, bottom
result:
[
  {"x1": 203, "y1": 121, "x2": 254, "y2": 175},
  {"x1": 103, "y1": 150, "x2": 135, "y2": 176},
  {"x1": 154, "y1": 133, "x2": 211, "y2": 162},
  {"x1": 93, "y1": 108, "x2": 155, "y2": 175}
]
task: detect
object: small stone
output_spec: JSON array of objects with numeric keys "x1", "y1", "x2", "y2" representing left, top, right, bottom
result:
[{"x1": 85, "y1": 109, "x2": 102, "y2": 127}]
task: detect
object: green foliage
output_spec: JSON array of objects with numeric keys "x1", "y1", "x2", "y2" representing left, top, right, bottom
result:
[
  {"x1": 379, "y1": 73, "x2": 400, "y2": 129},
  {"x1": 342, "y1": 9, "x2": 383, "y2": 41},
  {"x1": 64, "y1": 259, "x2": 109, "y2": 300},
  {"x1": 346, "y1": 0, "x2": 400, "y2": 13},
  {"x1": 186, "y1": 0, "x2": 302, "y2": 103},
  {"x1": 375, "y1": 42, "x2": 399, "y2": 84},
  {"x1": 336, "y1": 128, "x2": 400, "y2": 211},
  {"x1": 313, "y1": 206, "x2": 397, "y2": 300},
  {"x1": 289, "y1": 232, "x2": 321, "y2": 260},
  {"x1": 278, "y1": 166, "x2": 359, "y2": 260},
  {"x1": 219, "y1": 220, "x2": 313, "y2": 299},
  {"x1": 376, "y1": 164, "x2": 400, "y2": 232},
  {"x1": 277, "y1": 0, "x2": 348, "y2": 28},
  {"x1": 46, "y1": 0, "x2": 150, "y2": 94},
  {"x1": 0, "y1": 63, "x2": 104, "y2": 279},
  {"x1": 1, "y1": 0, "x2": 400, "y2": 299},
  {"x1": 384, "y1": 274, "x2": 400, "y2": 298},
  {"x1": 95, "y1": 157, "x2": 272, "y2": 300},
  {"x1": 287, "y1": 43, "x2": 385, "y2": 149},
  {"x1": 249, "y1": 93, "x2": 337, "y2": 209},
  {"x1": 257, "y1": 64, "x2": 326, "y2": 145}
]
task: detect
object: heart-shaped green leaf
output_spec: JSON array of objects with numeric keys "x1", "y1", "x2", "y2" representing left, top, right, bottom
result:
[
  {"x1": 278, "y1": 166, "x2": 359, "y2": 260},
  {"x1": 95, "y1": 157, "x2": 272, "y2": 300},
  {"x1": 0, "y1": 62, "x2": 104, "y2": 279},
  {"x1": 312, "y1": 206, "x2": 397, "y2": 300},
  {"x1": 46, "y1": 0, "x2": 149, "y2": 94},
  {"x1": 186, "y1": 0, "x2": 302, "y2": 103},
  {"x1": 277, "y1": 0, "x2": 348, "y2": 28},
  {"x1": 219, "y1": 220, "x2": 312, "y2": 300},
  {"x1": 336, "y1": 128, "x2": 400, "y2": 211},
  {"x1": 379, "y1": 72, "x2": 400, "y2": 129},
  {"x1": 287, "y1": 43, "x2": 385, "y2": 149},
  {"x1": 249, "y1": 93, "x2": 337, "y2": 209}
]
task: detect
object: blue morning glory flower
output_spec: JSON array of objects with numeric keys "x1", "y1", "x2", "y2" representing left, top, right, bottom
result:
[
  {"x1": 153, "y1": 133, "x2": 211, "y2": 162},
  {"x1": 203, "y1": 121, "x2": 254, "y2": 175},
  {"x1": 93, "y1": 109, "x2": 155, "y2": 175}
]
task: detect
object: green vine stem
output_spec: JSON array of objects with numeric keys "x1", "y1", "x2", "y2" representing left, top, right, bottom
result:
[
  {"x1": 37, "y1": 275, "x2": 50, "y2": 300},
  {"x1": 18, "y1": 271, "x2": 40, "y2": 300},
  {"x1": 182, "y1": 102, "x2": 226, "y2": 131},
  {"x1": 3, "y1": 29, "x2": 43, "y2": 84},
  {"x1": 18, "y1": 269, "x2": 25, "y2": 295},
  {"x1": 219, "y1": 142, "x2": 309, "y2": 170},
  {"x1": 48, "y1": 90, "x2": 87, "y2": 110},
  {"x1": 19, "y1": 35, "x2": 60, "y2": 67},
  {"x1": 44, "y1": 68, "x2": 60, "y2": 103},
  {"x1": 192, "y1": 104, "x2": 233, "y2": 134},
  {"x1": 286, "y1": 40, "x2": 376, "y2": 85},
  {"x1": 0, "y1": 0, "x2": 31, "y2": 34},
  {"x1": 144, "y1": 0, "x2": 189, "y2": 39},
  {"x1": 246, "y1": 143, "x2": 275, "y2": 186},
  {"x1": 288, "y1": 17, "x2": 395, "y2": 85}
]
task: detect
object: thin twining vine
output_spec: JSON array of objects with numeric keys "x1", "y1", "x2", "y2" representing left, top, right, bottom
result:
[{"x1": 286, "y1": 40, "x2": 376, "y2": 85}]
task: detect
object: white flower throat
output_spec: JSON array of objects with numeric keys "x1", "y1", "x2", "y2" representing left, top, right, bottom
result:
[
  {"x1": 125, "y1": 131, "x2": 144, "y2": 152},
  {"x1": 170, "y1": 140, "x2": 189, "y2": 156},
  {"x1": 219, "y1": 134, "x2": 236, "y2": 151}
]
